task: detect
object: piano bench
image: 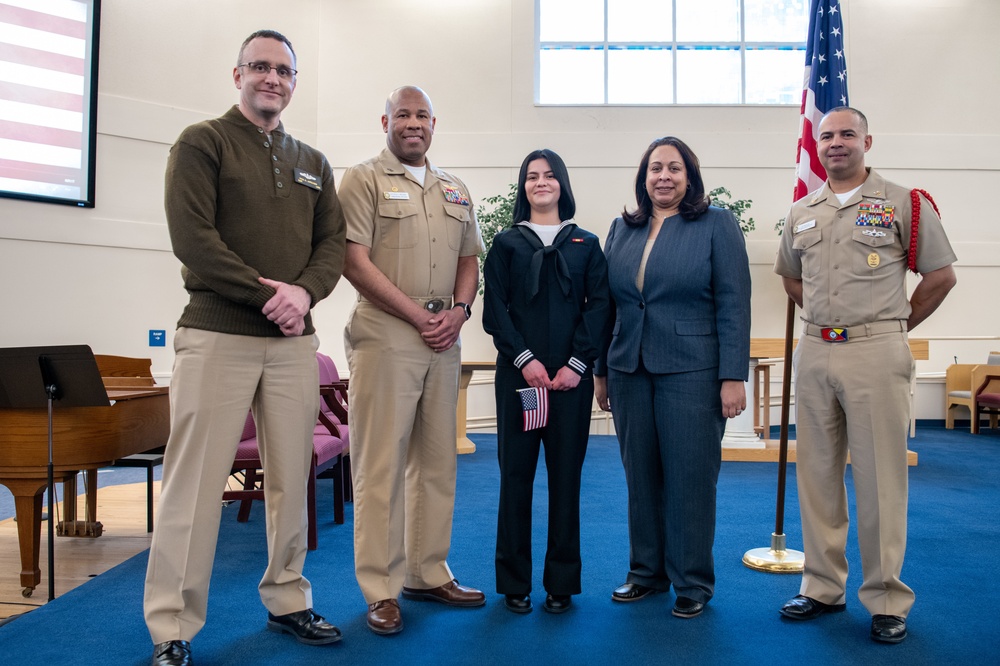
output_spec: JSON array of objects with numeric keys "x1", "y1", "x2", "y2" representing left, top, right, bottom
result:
[{"x1": 110, "y1": 453, "x2": 164, "y2": 533}]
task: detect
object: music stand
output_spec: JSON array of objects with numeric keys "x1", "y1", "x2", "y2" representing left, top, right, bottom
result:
[{"x1": 0, "y1": 345, "x2": 109, "y2": 601}]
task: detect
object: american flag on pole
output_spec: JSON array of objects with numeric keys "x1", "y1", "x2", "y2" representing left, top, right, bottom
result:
[
  {"x1": 794, "y1": 0, "x2": 849, "y2": 202},
  {"x1": 517, "y1": 387, "x2": 548, "y2": 432}
]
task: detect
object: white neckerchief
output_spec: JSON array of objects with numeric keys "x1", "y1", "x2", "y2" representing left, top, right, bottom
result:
[{"x1": 517, "y1": 219, "x2": 573, "y2": 247}]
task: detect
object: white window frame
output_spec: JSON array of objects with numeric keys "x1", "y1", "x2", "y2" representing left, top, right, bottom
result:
[{"x1": 535, "y1": 0, "x2": 808, "y2": 106}]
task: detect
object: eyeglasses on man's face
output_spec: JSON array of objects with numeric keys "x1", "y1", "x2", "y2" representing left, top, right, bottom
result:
[{"x1": 239, "y1": 61, "x2": 297, "y2": 80}]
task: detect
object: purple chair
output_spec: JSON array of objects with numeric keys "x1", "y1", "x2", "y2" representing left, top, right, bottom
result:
[
  {"x1": 973, "y1": 371, "x2": 1000, "y2": 434},
  {"x1": 223, "y1": 353, "x2": 350, "y2": 550}
]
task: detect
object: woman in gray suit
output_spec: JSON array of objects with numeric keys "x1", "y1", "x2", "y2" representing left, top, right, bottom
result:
[{"x1": 595, "y1": 136, "x2": 751, "y2": 618}]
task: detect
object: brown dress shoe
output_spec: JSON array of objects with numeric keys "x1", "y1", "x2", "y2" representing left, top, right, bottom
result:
[
  {"x1": 367, "y1": 599, "x2": 403, "y2": 635},
  {"x1": 401, "y1": 579, "x2": 486, "y2": 607}
]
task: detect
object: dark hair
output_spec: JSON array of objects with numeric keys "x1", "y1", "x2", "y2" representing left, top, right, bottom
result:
[
  {"x1": 823, "y1": 106, "x2": 869, "y2": 135},
  {"x1": 622, "y1": 136, "x2": 709, "y2": 226},
  {"x1": 512, "y1": 149, "x2": 576, "y2": 224},
  {"x1": 238, "y1": 30, "x2": 296, "y2": 67}
]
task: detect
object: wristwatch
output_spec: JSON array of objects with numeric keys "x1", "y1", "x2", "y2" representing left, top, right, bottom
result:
[{"x1": 453, "y1": 302, "x2": 472, "y2": 320}]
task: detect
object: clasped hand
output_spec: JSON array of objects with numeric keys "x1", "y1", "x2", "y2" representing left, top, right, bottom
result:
[
  {"x1": 259, "y1": 277, "x2": 311, "y2": 337},
  {"x1": 419, "y1": 308, "x2": 464, "y2": 352},
  {"x1": 521, "y1": 360, "x2": 580, "y2": 391}
]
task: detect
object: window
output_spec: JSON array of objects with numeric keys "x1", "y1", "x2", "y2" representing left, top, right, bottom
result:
[{"x1": 537, "y1": 0, "x2": 808, "y2": 105}]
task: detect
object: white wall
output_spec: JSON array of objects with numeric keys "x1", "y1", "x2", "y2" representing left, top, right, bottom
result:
[{"x1": 1, "y1": 0, "x2": 997, "y2": 420}]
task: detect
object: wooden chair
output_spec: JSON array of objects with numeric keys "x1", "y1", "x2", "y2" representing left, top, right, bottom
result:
[
  {"x1": 945, "y1": 352, "x2": 1000, "y2": 431},
  {"x1": 223, "y1": 353, "x2": 350, "y2": 550}
]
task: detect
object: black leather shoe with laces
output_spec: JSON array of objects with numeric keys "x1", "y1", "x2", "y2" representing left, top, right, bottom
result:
[
  {"x1": 266, "y1": 609, "x2": 342, "y2": 645},
  {"x1": 870, "y1": 614, "x2": 907, "y2": 643},
  {"x1": 779, "y1": 595, "x2": 846, "y2": 621},
  {"x1": 152, "y1": 640, "x2": 192, "y2": 666}
]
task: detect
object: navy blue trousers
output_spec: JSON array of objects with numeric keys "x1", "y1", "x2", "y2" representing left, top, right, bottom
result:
[
  {"x1": 608, "y1": 364, "x2": 725, "y2": 603},
  {"x1": 494, "y1": 364, "x2": 593, "y2": 596}
]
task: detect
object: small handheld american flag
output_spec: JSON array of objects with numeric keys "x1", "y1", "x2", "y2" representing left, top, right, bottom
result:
[{"x1": 517, "y1": 387, "x2": 548, "y2": 432}]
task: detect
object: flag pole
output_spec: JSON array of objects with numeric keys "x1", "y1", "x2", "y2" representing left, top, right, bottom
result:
[
  {"x1": 743, "y1": 296, "x2": 804, "y2": 572},
  {"x1": 742, "y1": 0, "x2": 847, "y2": 575}
]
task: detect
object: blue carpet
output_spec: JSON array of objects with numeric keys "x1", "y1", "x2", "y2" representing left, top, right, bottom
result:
[{"x1": 1, "y1": 427, "x2": 998, "y2": 665}]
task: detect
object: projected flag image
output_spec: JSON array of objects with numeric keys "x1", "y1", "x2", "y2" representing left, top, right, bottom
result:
[{"x1": 0, "y1": 0, "x2": 98, "y2": 206}]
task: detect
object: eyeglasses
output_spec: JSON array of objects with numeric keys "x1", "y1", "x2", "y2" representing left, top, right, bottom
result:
[{"x1": 238, "y1": 61, "x2": 297, "y2": 80}]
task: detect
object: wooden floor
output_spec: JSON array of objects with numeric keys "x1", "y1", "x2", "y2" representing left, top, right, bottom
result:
[{"x1": 0, "y1": 480, "x2": 156, "y2": 620}]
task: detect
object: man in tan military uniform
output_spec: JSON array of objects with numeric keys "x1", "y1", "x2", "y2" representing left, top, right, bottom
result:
[
  {"x1": 339, "y1": 86, "x2": 486, "y2": 636},
  {"x1": 774, "y1": 107, "x2": 956, "y2": 644}
]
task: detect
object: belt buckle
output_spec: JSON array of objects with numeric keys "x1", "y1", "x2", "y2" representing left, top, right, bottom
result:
[
  {"x1": 820, "y1": 327, "x2": 848, "y2": 342},
  {"x1": 424, "y1": 299, "x2": 445, "y2": 314}
]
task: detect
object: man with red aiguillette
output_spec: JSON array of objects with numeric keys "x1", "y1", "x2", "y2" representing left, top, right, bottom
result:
[{"x1": 774, "y1": 106, "x2": 956, "y2": 644}]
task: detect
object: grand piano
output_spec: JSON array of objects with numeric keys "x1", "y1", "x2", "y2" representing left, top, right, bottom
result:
[{"x1": 0, "y1": 354, "x2": 169, "y2": 597}]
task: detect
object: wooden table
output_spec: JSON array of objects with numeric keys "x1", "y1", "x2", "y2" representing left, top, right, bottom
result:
[{"x1": 457, "y1": 361, "x2": 496, "y2": 454}]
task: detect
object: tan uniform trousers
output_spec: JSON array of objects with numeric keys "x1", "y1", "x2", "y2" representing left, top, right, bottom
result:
[
  {"x1": 794, "y1": 325, "x2": 916, "y2": 617},
  {"x1": 144, "y1": 328, "x2": 319, "y2": 643},
  {"x1": 345, "y1": 302, "x2": 460, "y2": 604}
]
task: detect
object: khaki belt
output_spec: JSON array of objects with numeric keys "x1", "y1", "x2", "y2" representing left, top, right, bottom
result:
[
  {"x1": 359, "y1": 294, "x2": 453, "y2": 313},
  {"x1": 803, "y1": 320, "x2": 906, "y2": 342}
]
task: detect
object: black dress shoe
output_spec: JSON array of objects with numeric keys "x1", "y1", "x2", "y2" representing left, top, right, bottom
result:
[
  {"x1": 611, "y1": 582, "x2": 661, "y2": 603},
  {"x1": 152, "y1": 640, "x2": 192, "y2": 666},
  {"x1": 266, "y1": 609, "x2": 342, "y2": 645},
  {"x1": 871, "y1": 614, "x2": 907, "y2": 643},
  {"x1": 779, "y1": 594, "x2": 847, "y2": 621},
  {"x1": 503, "y1": 594, "x2": 532, "y2": 614},
  {"x1": 543, "y1": 594, "x2": 571, "y2": 614},
  {"x1": 672, "y1": 597, "x2": 705, "y2": 618}
]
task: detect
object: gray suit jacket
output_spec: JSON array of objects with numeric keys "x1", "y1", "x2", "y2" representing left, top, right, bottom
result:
[{"x1": 598, "y1": 207, "x2": 751, "y2": 380}]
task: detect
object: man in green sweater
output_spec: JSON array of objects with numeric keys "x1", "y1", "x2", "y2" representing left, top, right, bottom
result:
[{"x1": 144, "y1": 30, "x2": 346, "y2": 666}]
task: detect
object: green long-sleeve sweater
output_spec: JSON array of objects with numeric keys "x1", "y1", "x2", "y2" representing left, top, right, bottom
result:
[{"x1": 166, "y1": 106, "x2": 346, "y2": 336}]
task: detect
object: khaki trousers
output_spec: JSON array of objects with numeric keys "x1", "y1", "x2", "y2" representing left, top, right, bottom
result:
[
  {"x1": 345, "y1": 303, "x2": 460, "y2": 604},
  {"x1": 144, "y1": 328, "x2": 319, "y2": 643},
  {"x1": 794, "y1": 330, "x2": 915, "y2": 617}
]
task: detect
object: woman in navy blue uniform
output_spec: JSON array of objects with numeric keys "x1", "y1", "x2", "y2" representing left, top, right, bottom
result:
[
  {"x1": 595, "y1": 137, "x2": 751, "y2": 618},
  {"x1": 483, "y1": 149, "x2": 612, "y2": 615}
]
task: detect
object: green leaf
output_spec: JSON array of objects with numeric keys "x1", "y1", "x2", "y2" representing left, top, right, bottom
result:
[
  {"x1": 708, "y1": 186, "x2": 755, "y2": 235},
  {"x1": 475, "y1": 183, "x2": 518, "y2": 294}
]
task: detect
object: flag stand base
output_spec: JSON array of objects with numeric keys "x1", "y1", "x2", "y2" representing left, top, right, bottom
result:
[{"x1": 743, "y1": 532, "x2": 805, "y2": 573}]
